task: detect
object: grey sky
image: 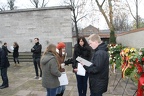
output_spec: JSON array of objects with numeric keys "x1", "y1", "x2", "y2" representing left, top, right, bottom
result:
[{"x1": 0, "y1": 0, "x2": 144, "y2": 29}]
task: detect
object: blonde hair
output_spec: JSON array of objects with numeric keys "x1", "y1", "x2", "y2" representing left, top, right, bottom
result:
[
  {"x1": 88, "y1": 34, "x2": 102, "y2": 43},
  {"x1": 41, "y1": 44, "x2": 60, "y2": 67}
]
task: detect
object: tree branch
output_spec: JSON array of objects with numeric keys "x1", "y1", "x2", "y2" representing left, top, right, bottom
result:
[
  {"x1": 101, "y1": 0, "x2": 106, "y2": 7},
  {"x1": 41, "y1": 0, "x2": 45, "y2": 7},
  {"x1": 77, "y1": 14, "x2": 87, "y2": 22},
  {"x1": 30, "y1": 0, "x2": 35, "y2": 7},
  {"x1": 125, "y1": 0, "x2": 136, "y2": 20},
  {"x1": 95, "y1": 0, "x2": 111, "y2": 29}
]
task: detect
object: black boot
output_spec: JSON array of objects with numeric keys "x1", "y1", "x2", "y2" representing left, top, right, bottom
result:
[{"x1": 60, "y1": 92, "x2": 64, "y2": 96}]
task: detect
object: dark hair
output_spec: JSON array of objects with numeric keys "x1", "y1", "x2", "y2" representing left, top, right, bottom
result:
[
  {"x1": 14, "y1": 42, "x2": 19, "y2": 47},
  {"x1": 34, "y1": 38, "x2": 39, "y2": 41},
  {"x1": 77, "y1": 36, "x2": 89, "y2": 47},
  {"x1": 4, "y1": 42, "x2": 7, "y2": 45}
]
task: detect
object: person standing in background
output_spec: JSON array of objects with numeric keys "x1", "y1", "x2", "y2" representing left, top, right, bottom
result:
[
  {"x1": 41, "y1": 44, "x2": 61, "y2": 96},
  {"x1": 56, "y1": 42, "x2": 66, "y2": 96},
  {"x1": 31, "y1": 38, "x2": 42, "y2": 80},
  {"x1": 0, "y1": 47, "x2": 10, "y2": 89},
  {"x1": 72, "y1": 36, "x2": 92, "y2": 96},
  {"x1": 2, "y1": 42, "x2": 11, "y2": 56},
  {"x1": 13, "y1": 42, "x2": 20, "y2": 66}
]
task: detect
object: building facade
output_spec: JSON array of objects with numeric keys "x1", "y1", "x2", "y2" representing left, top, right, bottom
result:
[{"x1": 0, "y1": 6, "x2": 72, "y2": 56}]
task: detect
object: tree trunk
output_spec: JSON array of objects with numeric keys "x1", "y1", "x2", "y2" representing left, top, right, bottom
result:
[
  {"x1": 95, "y1": 0, "x2": 116, "y2": 44},
  {"x1": 109, "y1": 30, "x2": 116, "y2": 44},
  {"x1": 75, "y1": 21, "x2": 79, "y2": 40}
]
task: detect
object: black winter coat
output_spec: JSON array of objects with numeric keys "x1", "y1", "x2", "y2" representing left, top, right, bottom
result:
[
  {"x1": 72, "y1": 44, "x2": 92, "y2": 69},
  {"x1": 2, "y1": 45, "x2": 11, "y2": 56},
  {"x1": 31, "y1": 42, "x2": 42, "y2": 58},
  {"x1": 0, "y1": 48, "x2": 10, "y2": 68},
  {"x1": 83, "y1": 42, "x2": 109, "y2": 93},
  {"x1": 13, "y1": 46, "x2": 19, "y2": 58}
]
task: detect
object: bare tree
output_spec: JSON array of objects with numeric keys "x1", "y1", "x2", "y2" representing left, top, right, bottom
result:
[
  {"x1": 113, "y1": 14, "x2": 130, "y2": 31},
  {"x1": 0, "y1": 5, "x2": 6, "y2": 11},
  {"x1": 7, "y1": 0, "x2": 15, "y2": 10},
  {"x1": 63, "y1": 0, "x2": 87, "y2": 39},
  {"x1": 131, "y1": 16, "x2": 144, "y2": 29},
  {"x1": 30, "y1": 0, "x2": 49, "y2": 8},
  {"x1": 113, "y1": 2, "x2": 130, "y2": 31},
  {"x1": 125, "y1": 0, "x2": 142, "y2": 29},
  {"x1": 94, "y1": 0, "x2": 116, "y2": 44}
]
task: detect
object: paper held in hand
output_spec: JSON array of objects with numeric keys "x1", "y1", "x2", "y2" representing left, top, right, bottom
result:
[
  {"x1": 76, "y1": 56, "x2": 92, "y2": 66},
  {"x1": 58, "y1": 72, "x2": 68, "y2": 86},
  {"x1": 77, "y1": 63, "x2": 86, "y2": 76}
]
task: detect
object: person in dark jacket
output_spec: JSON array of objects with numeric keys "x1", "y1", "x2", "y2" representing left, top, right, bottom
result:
[
  {"x1": 0, "y1": 47, "x2": 10, "y2": 89},
  {"x1": 81, "y1": 34, "x2": 109, "y2": 96},
  {"x1": 2, "y1": 42, "x2": 11, "y2": 56},
  {"x1": 72, "y1": 36, "x2": 92, "y2": 96},
  {"x1": 31, "y1": 38, "x2": 42, "y2": 80},
  {"x1": 13, "y1": 42, "x2": 20, "y2": 66}
]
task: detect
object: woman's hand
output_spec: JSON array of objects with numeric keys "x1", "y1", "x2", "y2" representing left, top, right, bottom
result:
[
  {"x1": 59, "y1": 68, "x2": 65, "y2": 72},
  {"x1": 80, "y1": 62, "x2": 84, "y2": 66},
  {"x1": 73, "y1": 68, "x2": 78, "y2": 73}
]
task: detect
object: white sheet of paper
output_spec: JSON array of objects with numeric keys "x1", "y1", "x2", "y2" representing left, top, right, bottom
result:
[
  {"x1": 58, "y1": 72, "x2": 69, "y2": 86},
  {"x1": 10, "y1": 46, "x2": 14, "y2": 51},
  {"x1": 77, "y1": 63, "x2": 86, "y2": 76},
  {"x1": 76, "y1": 56, "x2": 92, "y2": 66}
]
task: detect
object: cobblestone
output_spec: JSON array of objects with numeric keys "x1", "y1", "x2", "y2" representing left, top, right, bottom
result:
[{"x1": 0, "y1": 62, "x2": 137, "y2": 96}]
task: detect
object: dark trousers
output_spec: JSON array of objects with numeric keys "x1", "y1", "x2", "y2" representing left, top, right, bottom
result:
[
  {"x1": 33, "y1": 58, "x2": 42, "y2": 77},
  {"x1": 90, "y1": 91, "x2": 103, "y2": 96},
  {"x1": 75, "y1": 73, "x2": 88, "y2": 96},
  {"x1": 0, "y1": 68, "x2": 9, "y2": 86},
  {"x1": 13, "y1": 57, "x2": 19, "y2": 64}
]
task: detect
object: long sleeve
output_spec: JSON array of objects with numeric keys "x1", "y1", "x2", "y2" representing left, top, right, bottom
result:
[
  {"x1": 83, "y1": 51, "x2": 107, "y2": 74},
  {"x1": 0, "y1": 49, "x2": 6, "y2": 68},
  {"x1": 31, "y1": 44, "x2": 42, "y2": 53},
  {"x1": 72, "y1": 45, "x2": 79, "y2": 69},
  {"x1": 50, "y1": 58, "x2": 61, "y2": 77}
]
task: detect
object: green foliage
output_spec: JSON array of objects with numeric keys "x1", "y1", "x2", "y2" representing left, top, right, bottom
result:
[
  {"x1": 125, "y1": 64, "x2": 135, "y2": 76},
  {"x1": 108, "y1": 44, "x2": 124, "y2": 69}
]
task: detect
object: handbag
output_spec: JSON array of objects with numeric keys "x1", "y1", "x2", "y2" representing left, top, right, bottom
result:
[{"x1": 58, "y1": 72, "x2": 69, "y2": 86}]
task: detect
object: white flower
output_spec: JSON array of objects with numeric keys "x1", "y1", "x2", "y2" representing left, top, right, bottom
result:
[{"x1": 139, "y1": 52, "x2": 142, "y2": 55}]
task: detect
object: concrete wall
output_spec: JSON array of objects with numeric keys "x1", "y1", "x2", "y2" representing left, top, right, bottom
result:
[
  {"x1": 116, "y1": 28, "x2": 144, "y2": 48},
  {"x1": 0, "y1": 6, "x2": 72, "y2": 56}
]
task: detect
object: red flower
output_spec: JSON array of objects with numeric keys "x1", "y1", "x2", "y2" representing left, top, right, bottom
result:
[
  {"x1": 142, "y1": 57, "x2": 144, "y2": 61},
  {"x1": 136, "y1": 64, "x2": 143, "y2": 73},
  {"x1": 136, "y1": 58, "x2": 139, "y2": 63}
]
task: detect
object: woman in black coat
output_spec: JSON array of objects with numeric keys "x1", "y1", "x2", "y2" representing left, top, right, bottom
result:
[
  {"x1": 72, "y1": 36, "x2": 92, "y2": 96},
  {"x1": 13, "y1": 42, "x2": 20, "y2": 66}
]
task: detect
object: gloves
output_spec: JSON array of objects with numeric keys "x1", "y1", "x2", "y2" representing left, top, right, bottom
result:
[{"x1": 64, "y1": 58, "x2": 74, "y2": 66}]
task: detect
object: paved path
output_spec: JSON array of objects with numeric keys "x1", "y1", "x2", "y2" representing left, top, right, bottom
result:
[{"x1": 0, "y1": 62, "x2": 137, "y2": 96}]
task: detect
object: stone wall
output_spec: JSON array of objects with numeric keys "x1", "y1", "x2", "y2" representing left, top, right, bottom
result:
[
  {"x1": 116, "y1": 28, "x2": 144, "y2": 48},
  {"x1": 0, "y1": 6, "x2": 72, "y2": 56}
]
